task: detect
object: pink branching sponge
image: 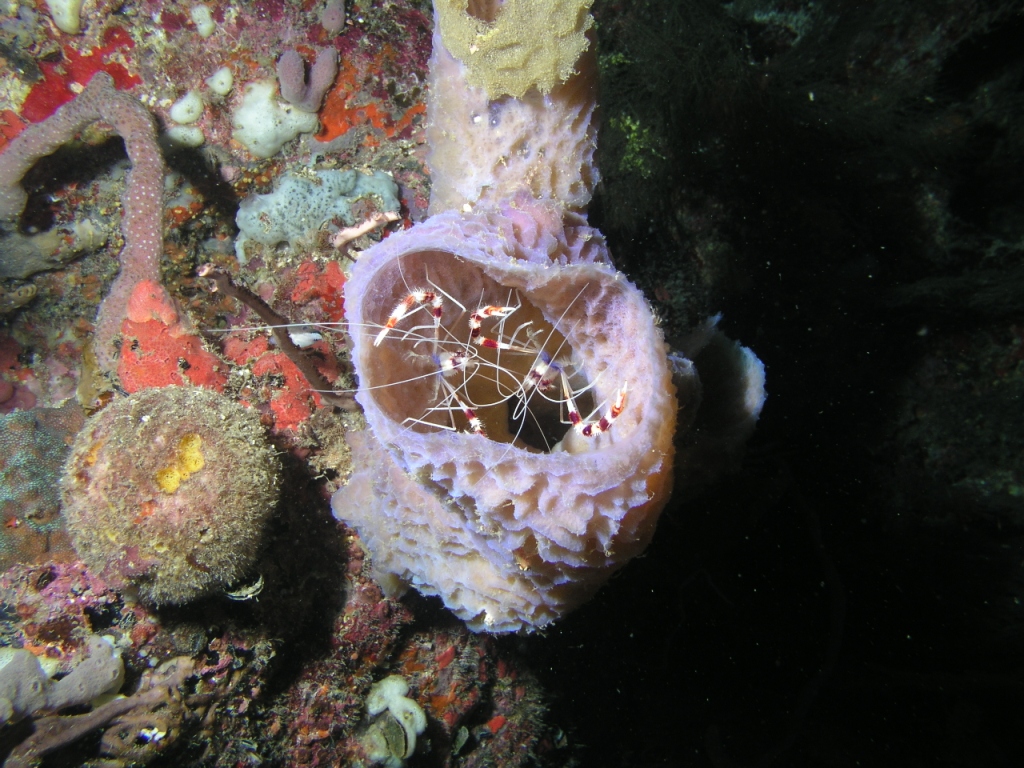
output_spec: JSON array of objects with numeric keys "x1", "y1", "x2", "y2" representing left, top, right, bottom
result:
[{"x1": 0, "y1": 72, "x2": 166, "y2": 373}]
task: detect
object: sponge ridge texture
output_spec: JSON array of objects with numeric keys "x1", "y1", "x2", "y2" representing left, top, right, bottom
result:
[{"x1": 332, "y1": 200, "x2": 677, "y2": 632}]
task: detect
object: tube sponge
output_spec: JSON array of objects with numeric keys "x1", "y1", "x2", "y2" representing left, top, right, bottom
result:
[
  {"x1": 277, "y1": 48, "x2": 338, "y2": 113},
  {"x1": 332, "y1": 198, "x2": 677, "y2": 632},
  {"x1": 425, "y1": 18, "x2": 599, "y2": 214}
]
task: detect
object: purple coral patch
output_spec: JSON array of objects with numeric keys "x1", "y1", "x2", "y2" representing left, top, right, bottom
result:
[{"x1": 277, "y1": 48, "x2": 339, "y2": 113}]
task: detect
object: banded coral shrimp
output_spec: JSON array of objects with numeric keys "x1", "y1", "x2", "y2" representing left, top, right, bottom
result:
[
  {"x1": 197, "y1": 256, "x2": 629, "y2": 452},
  {"x1": 350, "y1": 250, "x2": 629, "y2": 453},
  {"x1": 197, "y1": 263, "x2": 572, "y2": 445},
  {"x1": 196, "y1": 264, "x2": 356, "y2": 412}
]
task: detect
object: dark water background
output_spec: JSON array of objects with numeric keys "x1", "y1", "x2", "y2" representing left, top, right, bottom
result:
[{"x1": 517, "y1": 1, "x2": 1024, "y2": 765}]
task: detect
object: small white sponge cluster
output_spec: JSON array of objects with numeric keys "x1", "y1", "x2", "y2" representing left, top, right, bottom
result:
[
  {"x1": 190, "y1": 4, "x2": 216, "y2": 38},
  {"x1": 362, "y1": 675, "x2": 426, "y2": 767},
  {"x1": 165, "y1": 89, "x2": 207, "y2": 148},
  {"x1": 235, "y1": 168, "x2": 400, "y2": 259},
  {"x1": 205, "y1": 66, "x2": 234, "y2": 96}
]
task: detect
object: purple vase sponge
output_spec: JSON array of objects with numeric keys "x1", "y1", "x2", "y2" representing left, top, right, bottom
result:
[
  {"x1": 333, "y1": 198, "x2": 677, "y2": 632},
  {"x1": 61, "y1": 387, "x2": 280, "y2": 605}
]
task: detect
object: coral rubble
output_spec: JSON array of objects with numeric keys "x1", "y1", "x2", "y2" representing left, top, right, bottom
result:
[{"x1": 0, "y1": 404, "x2": 82, "y2": 569}]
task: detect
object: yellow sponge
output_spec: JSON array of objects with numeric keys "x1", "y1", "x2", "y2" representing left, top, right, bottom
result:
[
  {"x1": 435, "y1": 0, "x2": 593, "y2": 98},
  {"x1": 154, "y1": 433, "x2": 205, "y2": 494}
]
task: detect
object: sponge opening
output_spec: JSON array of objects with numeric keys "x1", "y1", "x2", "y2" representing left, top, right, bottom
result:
[{"x1": 358, "y1": 249, "x2": 594, "y2": 451}]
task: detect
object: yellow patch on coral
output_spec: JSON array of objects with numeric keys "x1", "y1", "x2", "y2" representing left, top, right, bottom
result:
[
  {"x1": 154, "y1": 433, "x2": 205, "y2": 494},
  {"x1": 177, "y1": 433, "x2": 205, "y2": 474},
  {"x1": 83, "y1": 437, "x2": 106, "y2": 467},
  {"x1": 155, "y1": 467, "x2": 182, "y2": 494},
  {"x1": 435, "y1": 0, "x2": 593, "y2": 98}
]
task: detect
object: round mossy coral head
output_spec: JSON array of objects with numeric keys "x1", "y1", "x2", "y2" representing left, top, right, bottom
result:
[
  {"x1": 334, "y1": 199, "x2": 678, "y2": 632},
  {"x1": 434, "y1": 0, "x2": 594, "y2": 99},
  {"x1": 61, "y1": 387, "x2": 281, "y2": 605}
]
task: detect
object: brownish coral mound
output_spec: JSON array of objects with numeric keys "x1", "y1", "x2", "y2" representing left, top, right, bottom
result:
[{"x1": 61, "y1": 387, "x2": 280, "y2": 605}]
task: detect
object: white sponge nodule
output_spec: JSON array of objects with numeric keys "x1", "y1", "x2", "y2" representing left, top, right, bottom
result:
[
  {"x1": 231, "y1": 82, "x2": 318, "y2": 159},
  {"x1": 206, "y1": 66, "x2": 234, "y2": 96},
  {"x1": 46, "y1": 0, "x2": 84, "y2": 34},
  {"x1": 169, "y1": 90, "x2": 204, "y2": 125}
]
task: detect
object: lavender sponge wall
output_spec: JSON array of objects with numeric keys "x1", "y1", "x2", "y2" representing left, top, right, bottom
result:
[
  {"x1": 334, "y1": 199, "x2": 678, "y2": 632},
  {"x1": 332, "y1": 0, "x2": 762, "y2": 632}
]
